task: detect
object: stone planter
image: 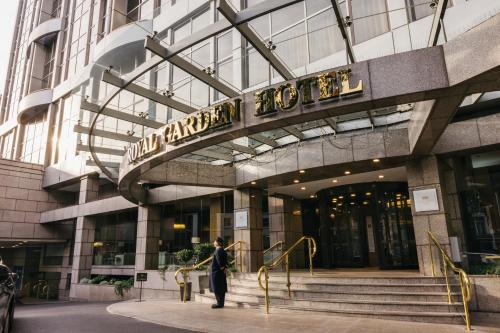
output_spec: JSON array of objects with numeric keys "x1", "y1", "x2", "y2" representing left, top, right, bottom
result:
[
  {"x1": 72, "y1": 283, "x2": 135, "y2": 301},
  {"x1": 470, "y1": 275, "x2": 500, "y2": 313}
]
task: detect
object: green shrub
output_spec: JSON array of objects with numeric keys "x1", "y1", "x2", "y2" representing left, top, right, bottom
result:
[
  {"x1": 89, "y1": 275, "x2": 107, "y2": 284},
  {"x1": 114, "y1": 277, "x2": 134, "y2": 297},
  {"x1": 175, "y1": 249, "x2": 194, "y2": 266},
  {"x1": 194, "y1": 243, "x2": 213, "y2": 263}
]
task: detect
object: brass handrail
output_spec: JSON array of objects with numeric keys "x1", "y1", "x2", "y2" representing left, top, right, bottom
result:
[
  {"x1": 263, "y1": 240, "x2": 284, "y2": 256},
  {"x1": 428, "y1": 231, "x2": 472, "y2": 331},
  {"x1": 174, "y1": 241, "x2": 244, "y2": 303},
  {"x1": 263, "y1": 241, "x2": 284, "y2": 265},
  {"x1": 257, "y1": 236, "x2": 317, "y2": 314}
]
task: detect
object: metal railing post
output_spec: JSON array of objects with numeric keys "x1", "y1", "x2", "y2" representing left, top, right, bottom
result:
[
  {"x1": 264, "y1": 268, "x2": 269, "y2": 314},
  {"x1": 285, "y1": 254, "x2": 291, "y2": 298},
  {"x1": 443, "y1": 260, "x2": 452, "y2": 304}
]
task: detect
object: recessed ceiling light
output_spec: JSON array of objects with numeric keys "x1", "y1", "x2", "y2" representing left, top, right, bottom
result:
[
  {"x1": 310, "y1": 195, "x2": 315, "y2": 198},
  {"x1": 251, "y1": 195, "x2": 255, "y2": 198},
  {"x1": 373, "y1": 158, "x2": 380, "y2": 163},
  {"x1": 300, "y1": 186, "x2": 306, "y2": 190},
  {"x1": 366, "y1": 192, "x2": 372, "y2": 196},
  {"x1": 293, "y1": 179, "x2": 300, "y2": 183},
  {"x1": 378, "y1": 175, "x2": 384, "y2": 179},
  {"x1": 332, "y1": 179, "x2": 338, "y2": 183},
  {"x1": 350, "y1": 202, "x2": 355, "y2": 205},
  {"x1": 299, "y1": 170, "x2": 305, "y2": 174},
  {"x1": 338, "y1": 196, "x2": 344, "y2": 199},
  {"x1": 251, "y1": 181, "x2": 256, "y2": 185},
  {"x1": 350, "y1": 193, "x2": 356, "y2": 197},
  {"x1": 344, "y1": 171, "x2": 351, "y2": 175}
]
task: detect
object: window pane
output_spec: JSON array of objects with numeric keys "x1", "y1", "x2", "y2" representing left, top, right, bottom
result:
[
  {"x1": 350, "y1": 0, "x2": 389, "y2": 44},
  {"x1": 273, "y1": 22, "x2": 307, "y2": 71},
  {"x1": 308, "y1": 9, "x2": 345, "y2": 63},
  {"x1": 246, "y1": 48, "x2": 267, "y2": 88},
  {"x1": 306, "y1": 0, "x2": 331, "y2": 15},
  {"x1": 271, "y1": 2, "x2": 304, "y2": 33},
  {"x1": 217, "y1": 32, "x2": 233, "y2": 60}
]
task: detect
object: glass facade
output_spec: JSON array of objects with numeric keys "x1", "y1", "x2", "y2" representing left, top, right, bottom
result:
[
  {"x1": 158, "y1": 198, "x2": 210, "y2": 267},
  {"x1": 455, "y1": 151, "x2": 500, "y2": 256},
  {"x1": 92, "y1": 211, "x2": 137, "y2": 266}
]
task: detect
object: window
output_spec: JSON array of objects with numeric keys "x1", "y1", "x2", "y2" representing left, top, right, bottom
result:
[
  {"x1": 93, "y1": 211, "x2": 137, "y2": 266},
  {"x1": 349, "y1": 0, "x2": 389, "y2": 44},
  {"x1": 1, "y1": 130, "x2": 15, "y2": 160},
  {"x1": 66, "y1": 0, "x2": 92, "y2": 78},
  {"x1": 406, "y1": 0, "x2": 452, "y2": 22},
  {"x1": 20, "y1": 111, "x2": 49, "y2": 164},
  {"x1": 456, "y1": 151, "x2": 500, "y2": 258},
  {"x1": 43, "y1": 244, "x2": 65, "y2": 266},
  {"x1": 41, "y1": 41, "x2": 57, "y2": 89}
]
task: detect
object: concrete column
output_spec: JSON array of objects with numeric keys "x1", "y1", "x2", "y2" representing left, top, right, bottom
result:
[
  {"x1": 70, "y1": 175, "x2": 100, "y2": 298},
  {"x1": 233, "y1": 188, "x2": 263, "y2": 272},
  {"x1": 209, "y1": 197, "x2": 223, "y2": 241},
  {"x1": 407, "y1": 155, "x2": 452, "y2": 276},
  {"x1": 69, "y1": 216, "x2": 95, "y2": 297},
  {"x1": 268, "y1": 195, "x2": 304, "y2": 268},
  {"x1": 79, "y1": 174, "x2": 99, "y2": 204},
  {"x1": 135, "y1": 205, "x2": 161, "y2": 271}
]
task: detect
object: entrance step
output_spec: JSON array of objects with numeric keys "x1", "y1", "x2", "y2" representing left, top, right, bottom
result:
[{"x1": 195, "y1": 272, "x2": 467, "y2": 325}]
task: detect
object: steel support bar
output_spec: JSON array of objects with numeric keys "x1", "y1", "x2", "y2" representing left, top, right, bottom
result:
[
  {"x1": 74, "y1": 124, "x2": 141, "y2": 143},
  {"x1": 283, "y1": 126, "x2": 305, "y2": 140},
  {"x1": 192, "y1": 149, "x2": 233, "y2": 161},
  {"x1": 331, "y1": 0, "x2": 356, "y2": 63},
  {"x1": 218, "y1": 0, "x2": 295, "y2": 80},
  {"x1": 226, "y1": 142, "x2": 257, "y2": 155},
  {"x1": 250, "y1": 134, "x2": 279, "y2": 148},
  {"x1": 86, "y1": 160, "x2": 121, "y2": 169},
  {"x1": 81, "y1": 100, "x2": 165, "y2": 129},
  {"x1": 428, "y1": 0, "x2": 449, "y2": 47},
  {"x1": 145, "y1": 37, "x2": 239, "y2": 98},
  {"x1": 76, "y1": 143, "x2": 125, "y2": 156},
  {"x1": 102, "y1": 71, "x2": 197, "y2": 114},
  {"x1": 324, "y1": 117, "x2": 338, "y2": 132}
]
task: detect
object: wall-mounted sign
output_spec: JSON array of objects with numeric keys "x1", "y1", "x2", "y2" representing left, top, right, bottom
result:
[
  {"x1": 126, "y1": 67, "x2": 364, "y2": 165},
  {"x1": 234, "y1": 209, "x2": 248, "y2": 229},
  {"x1": 413, "y1": 188, "x2": 439, "y2": 212}
]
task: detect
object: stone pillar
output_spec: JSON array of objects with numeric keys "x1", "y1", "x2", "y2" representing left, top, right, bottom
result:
[
  {"x1": 70, "y1": 175, "x2": 100, "y2": 298},
  {"x1": 70, "y1": 216, "x2": 95, "y2": 297},
  {"x1": 233, "y1": 188, "x2": 263, "y2": 272},
  {"x1": 209, "y1": 197, "x2": 223, "y2": 241},
  {"x1": 135, "y1": 205, "x2": 161, "y2": 271},
  {"x1": 268, "y1": 195, "x2": 304, "y2": 268},
  {"x1": 79, "y1": 174, "x2": 99, "y2": 204},
  {"x1": 407, "y1": 155, "x2": 452, "y2": 276}
]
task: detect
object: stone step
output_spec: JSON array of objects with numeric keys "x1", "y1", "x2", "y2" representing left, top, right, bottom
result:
[
  {"x1": 195, "y1": 293, "x2": 466, "y2": 325},
  {"x1": 233, "y1": 273, "x2": 449, "y2": 285},
  {"x1": 203, "y1": 291, "x2": 462, "y2": 313},
  {"x1": 227, "y1": 285, "x2": 461, "y2": 302},
  {"x1": 229, "y1": 279, "x2": 459, "y2": 293}
]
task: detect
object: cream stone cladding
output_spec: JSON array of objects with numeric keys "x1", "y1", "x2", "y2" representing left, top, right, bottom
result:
[{"x1": 0, "y1": 159, "x2": 74, "y2": 240}]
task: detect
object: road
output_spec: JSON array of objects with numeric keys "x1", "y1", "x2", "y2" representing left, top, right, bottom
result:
[{"x1": 12, "y1": 301, "x2": 198, "y2": 333}]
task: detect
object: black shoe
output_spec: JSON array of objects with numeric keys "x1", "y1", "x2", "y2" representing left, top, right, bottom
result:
[{"x1": 211, "y1": 304, "x2": 223, "y2": 309}]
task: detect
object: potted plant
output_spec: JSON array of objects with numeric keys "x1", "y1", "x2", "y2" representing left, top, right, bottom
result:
[{"x1": 175, "y1": 249, "x2": 194, "y2": 301}]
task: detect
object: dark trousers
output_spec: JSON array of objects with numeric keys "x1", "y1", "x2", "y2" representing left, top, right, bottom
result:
[{"x1": 215, "y1": 292, "x2": 225, "y2": 307}]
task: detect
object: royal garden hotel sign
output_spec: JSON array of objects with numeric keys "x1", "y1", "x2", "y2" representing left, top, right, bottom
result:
[{"x1": 127, "y1": 68, "x2": 363, "y2": 164}]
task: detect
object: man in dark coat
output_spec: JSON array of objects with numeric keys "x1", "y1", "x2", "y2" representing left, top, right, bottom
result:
[{"x1": 209, "y1": 237, "x2": 228, "y2": 309}]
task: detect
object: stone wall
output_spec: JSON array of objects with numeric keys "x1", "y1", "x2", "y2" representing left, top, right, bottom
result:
[{"x1": 0, "y1": 159, "x2": 73, "y2": 240}]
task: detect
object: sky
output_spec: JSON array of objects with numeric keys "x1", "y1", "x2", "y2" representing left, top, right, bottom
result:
[{"x1": 0, "y1": 0, "x2": 20, "y2": 93}]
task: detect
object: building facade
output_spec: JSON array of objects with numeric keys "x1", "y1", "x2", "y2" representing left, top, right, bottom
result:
[{"x1": 0, "y1": 0, "x2": 499, "y2": 310}]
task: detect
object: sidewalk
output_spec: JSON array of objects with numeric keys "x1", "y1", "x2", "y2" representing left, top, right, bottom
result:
[{"x1": 107, "y1": 299, "x2": 500, "y2": 333}]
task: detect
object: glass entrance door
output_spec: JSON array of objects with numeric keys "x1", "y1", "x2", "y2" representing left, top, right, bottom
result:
[{"x1": 316, "y1": 182, "x2": 418, "y2": 269}]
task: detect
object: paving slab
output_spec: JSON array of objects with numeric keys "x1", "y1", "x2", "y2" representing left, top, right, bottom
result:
[{"x1": 107, "y1": 299, "x2": 500, "y2": 333}]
